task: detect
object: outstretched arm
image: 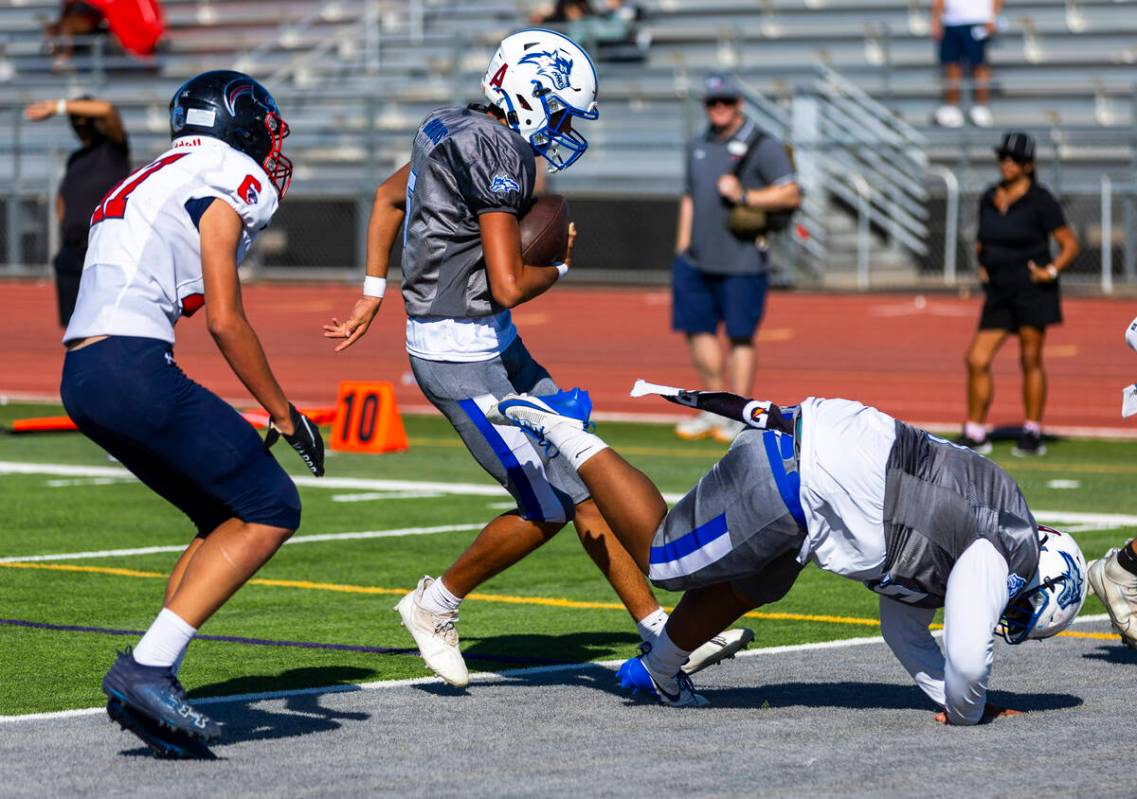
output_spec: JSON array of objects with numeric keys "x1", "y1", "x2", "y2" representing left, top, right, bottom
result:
[
  {"x1": 630, "y1": 380, "x2": 794, "y2": 434},
  {"x1": 24, "y1": 98, "x2": 126, "y2": 145},
  {"x1": 323, "y1": 163, "x2": 409, "y2": 351}
]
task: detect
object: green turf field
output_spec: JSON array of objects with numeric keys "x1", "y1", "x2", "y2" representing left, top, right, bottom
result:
[{"x1": 1, "y1": 401, "x2": 1132, "y2": 716}]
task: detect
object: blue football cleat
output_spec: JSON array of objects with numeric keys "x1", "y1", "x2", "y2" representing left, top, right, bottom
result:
[
  {"x1": 488, "y1": 388, "x2": 593, "y2": 450},
  {"x1": 616, "y1": 655, "x2": 709, "y2": 708},
  {"x1": 102, "y1": 649, "x2": 221, "y2": 757}
]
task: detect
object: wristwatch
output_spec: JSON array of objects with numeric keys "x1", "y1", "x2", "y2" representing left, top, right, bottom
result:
[{"x1": 1046, "y1": 263, "x2": 1058, "y2": 280}]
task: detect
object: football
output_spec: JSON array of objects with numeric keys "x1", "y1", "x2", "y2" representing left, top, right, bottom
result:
[{"x1": 519, "y1": 194, "x2": 570, "y2": 266}]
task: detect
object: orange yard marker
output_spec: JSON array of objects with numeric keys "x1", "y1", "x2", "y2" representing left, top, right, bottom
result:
[{"x1": 329, "y1": 380, "x2": 408, "y2": 454}]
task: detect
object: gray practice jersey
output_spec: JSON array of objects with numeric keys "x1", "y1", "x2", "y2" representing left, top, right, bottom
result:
[
  {"x1": 401, "y1": 106, "x2": 537, "y2": 319},
  {"x1": 868, "y1": 422, "x2": 1041, "y2": 609}
]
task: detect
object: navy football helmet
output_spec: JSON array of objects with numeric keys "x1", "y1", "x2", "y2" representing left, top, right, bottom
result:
[{"x1": 169, "y1": 70, "x2": 292, "y2": 197}]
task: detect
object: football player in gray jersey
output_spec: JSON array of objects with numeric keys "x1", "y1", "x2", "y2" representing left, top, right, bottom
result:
[
  {"x1": 489, "y1": 384, "x2": 1088, "y2": 722},
  {"x1": 325, "y1": 29, "x2": 752, "y2": 687}
]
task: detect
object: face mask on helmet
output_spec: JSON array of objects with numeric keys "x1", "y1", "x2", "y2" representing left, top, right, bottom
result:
[
  {"x1": 997, "y1": 526, "x2": 1087, "y2": 644},
  {"x1": 483, "y1": 29, "x2": 599, "y2": 172},
  {"x1": 169, "y1": 70, "x2": 294, "y2": 199}
]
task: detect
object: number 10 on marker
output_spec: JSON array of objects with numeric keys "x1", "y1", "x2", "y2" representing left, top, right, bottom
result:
[{"x1": 329, "y1": 380, "x2": 409, "y2": 454}]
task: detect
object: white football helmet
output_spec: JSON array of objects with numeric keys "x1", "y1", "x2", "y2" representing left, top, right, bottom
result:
[
  {"x1": 482, "y1": 28, "x2": 599, "y2": 172},
  {"x1": 998, "y1": 525, "x2": 1088, "y2": 644}
]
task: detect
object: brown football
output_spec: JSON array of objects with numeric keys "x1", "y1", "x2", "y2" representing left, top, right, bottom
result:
[{"x1": 519, "y1": 194, "x2": 570, "y2": 266}]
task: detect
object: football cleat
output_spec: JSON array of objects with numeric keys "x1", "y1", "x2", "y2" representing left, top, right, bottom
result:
[
  {"x1": 101, "y1": 649, "x2": 220, "y2": 757},
  {"x1": 488, "y1": 388, "x2": 593, "y2": 450},
  {"x1": 1087, "y1": 549, "x2": 1137, "y2": 649},
  {"x1": 617, "y1": 655, "x2": 708, "y2": 708},
  {"x1": 674, "y1": 411, "x2": 719, "y2": 441},
  {"x1": 682, "y1": 628, "x2": 755, "y2": 675},
  {"x1": 106, "y1": 697, "x2": 216, "y2": 759},
  {"x1": 395, "y1": 575, "x2": 470, "y2": 688}
]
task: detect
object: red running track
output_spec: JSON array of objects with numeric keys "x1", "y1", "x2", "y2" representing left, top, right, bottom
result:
[{"x1": 3, "y1": 280, "x2": 1135, "y2": 434}]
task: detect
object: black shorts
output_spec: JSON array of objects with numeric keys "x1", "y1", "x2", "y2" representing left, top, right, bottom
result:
[
  {"x1": 61, "y1": 336, "x2": 301, "y2": 534},
  {"x1": 978, "y1": 281, "x2": 1062, "y2": 331}
]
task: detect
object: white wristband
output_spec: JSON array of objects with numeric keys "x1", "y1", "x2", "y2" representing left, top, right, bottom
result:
[
  {"x1": 362, "y1": 275, "x2": 387, "y2": 298},
  {"x1": 554, "y1": 263, "x2": 569, "y2": 279},
  {"x1": 56, "y1": 98, "x2": 67, "y2": 116},
  {"x1": 1046, "y1": 264, "x2": 1058, "y2": 279}
]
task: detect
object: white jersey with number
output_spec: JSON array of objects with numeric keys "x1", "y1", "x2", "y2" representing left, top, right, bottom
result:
[{"x1": 63, "y1": 135, "x2": 277, "y2": 345}]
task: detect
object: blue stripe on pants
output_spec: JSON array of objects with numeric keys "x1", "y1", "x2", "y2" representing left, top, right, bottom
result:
[
  {"x1": 458, "y1": 398, "x2": 545, "y2": 522},
  {"x1": 762, "y1": 430, "x2": 806, "y2": 531},
  {"x1": 649, "y1": 512, "x2": 729, "y2": 566}
]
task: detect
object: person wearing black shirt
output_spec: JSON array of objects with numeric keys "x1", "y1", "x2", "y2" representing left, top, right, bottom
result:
[
  {"x1": 24, "y1": 96, "x2": 130, "y2": 326},
  {"x1": 959, "y1": 132, "x2": 1079, "y2": 456}
]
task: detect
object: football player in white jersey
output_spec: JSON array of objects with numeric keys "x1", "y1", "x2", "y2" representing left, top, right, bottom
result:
[
  {"x1": 60, "y1": 70, "x2": 324, "y2": 757},
  {"x1": 489, "y1": 385, "x2": 1088, "y2": 724},
  {"x1": 323, "y1": 29, "x2": 751, "y2": 688}
]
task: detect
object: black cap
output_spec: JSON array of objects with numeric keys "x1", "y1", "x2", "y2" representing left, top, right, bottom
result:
[
  {"x1": 703, "y1": 72, "x2": 743, "y2": 101},
  {"x1": 995, "y1": 131, "x2": 1035, "y2": 162}
]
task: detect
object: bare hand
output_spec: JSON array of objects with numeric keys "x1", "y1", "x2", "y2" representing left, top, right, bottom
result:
[
  {"x1": 564, "y1": 221, "x2": 577, "y2": 268},
  {"x1": 934, "y1": 703, "x2": 1023, "y2": 725},
  {"x1": 24, "y1": 100, "x2": 60, "y2": 121},
  {"x1": 1028, "y1": 260, "x2": 1055, "y2": 283},
  {"x1": 717, "y1": 174, "x2": 743, "y2": 204},
  {"x1": 931, "y1": 19, "x2": 943, "y2": 40},
  {"x1": 977, "y1": 264, "x2": 989, "y2": 284},
  {"x1": 985, "y1": 19, "x2": 997, "y2": 35},
  {"x1": 323, "y1": 296, "x2": 382, "y2": 352}
]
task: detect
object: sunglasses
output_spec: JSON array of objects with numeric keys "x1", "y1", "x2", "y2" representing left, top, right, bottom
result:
[
  {"x1": 704, "y1": 97, "x2": 739, "y2": 109},
  {"x1": 997, "y1": 152, "x2": 1031, "y2": 165}
]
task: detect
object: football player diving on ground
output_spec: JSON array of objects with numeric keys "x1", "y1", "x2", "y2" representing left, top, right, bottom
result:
[
  {"x1": 60, "y1": 71, "x2": 324, "y2": 757},
  {"x1": 488, "y1": 383, "x2": 1088, "y2": 725},
  {"x1": 324, "y1": 29, "x2": 751, "y2": 688}
]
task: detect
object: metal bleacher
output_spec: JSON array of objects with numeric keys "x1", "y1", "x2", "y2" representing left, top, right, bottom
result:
[{"x1": 1, "y1": 0, "x2": 1134, "y2": 280}]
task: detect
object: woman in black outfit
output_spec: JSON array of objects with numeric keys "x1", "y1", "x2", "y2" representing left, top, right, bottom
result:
[{"x1": 959, "y1": 132, "x2": 1079, "y2": 456}]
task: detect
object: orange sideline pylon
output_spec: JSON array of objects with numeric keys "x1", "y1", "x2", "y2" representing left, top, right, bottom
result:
[{"x1": 329, "y1": 380, "x2": 408, "y2": 454}]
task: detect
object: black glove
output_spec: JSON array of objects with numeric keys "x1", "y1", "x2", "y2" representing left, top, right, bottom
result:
[{"x1": 265, "y1": 403, "x2": 325, "y2": 477}]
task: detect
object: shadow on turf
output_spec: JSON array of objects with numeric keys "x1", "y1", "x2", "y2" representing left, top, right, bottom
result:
[
  {"x1": 1083, "y1": 644, "x2": 1137, "y2": 665},
  {"x1": 118, "y1": 666, "x2": 373, "y2": 759},
  {"x1": 688, "y1": 681, "x2": 1082, "y2": 714},
  {"x1": 413, "y1": 632, "x2": 640, "y2": 698}
]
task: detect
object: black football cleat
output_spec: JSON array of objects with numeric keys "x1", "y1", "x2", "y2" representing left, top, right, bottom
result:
[{"x1": 102, "y1": 649, "x2": 221, "y2": 758}]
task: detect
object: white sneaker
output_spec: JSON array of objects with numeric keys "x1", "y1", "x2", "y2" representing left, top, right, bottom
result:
[
  {"x1": 675, "y1": 411, "x2": 719, "y2": 441},
  {"x1": 395, "y1": 576, "x2": 470, "y2": 687},
  {"x1": 682, "y1": 627, "x2": 755, "y2": 675},
  {"x1": 1087, "y1": 549, "x2": 1137, "y2": 649},
  {"x1": 713, "y1": 418, "x2": 745, "y2": 445},
  {"x1": 969, "y1": 104, "x2": 994, "y2": 127},
  {"x1": 934, "y1": 104, "x2": 965, "y2": 128}
]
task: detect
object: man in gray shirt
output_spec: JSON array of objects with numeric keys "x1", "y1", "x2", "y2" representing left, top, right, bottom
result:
[{"x1": 673, "y1": 73, "x2": 799, "y2": 442}]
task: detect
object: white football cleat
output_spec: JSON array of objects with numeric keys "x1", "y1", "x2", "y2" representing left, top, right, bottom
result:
[
  {"x1": 675, "y1": 411, "x2": 719, "y2": 441},
  {"x1": 1087, "y1": 549, "x2": 1137, "y2": 649},
  {"x1": 682, "y1": 627, "x2": 755, "y2": 675},
  {"x1": 713, "y1": 419, "x2": 745, "y2": 445},
  {"x1": 395, "y1": 576, "x2": 470, "y2": 687}
]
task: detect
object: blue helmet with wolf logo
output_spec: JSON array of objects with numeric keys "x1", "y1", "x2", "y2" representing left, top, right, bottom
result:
[
  {"x1": 998, "y1": 526, "x2": 1087, "y2": 644},
  {"x1": 482, "y1": 28, "x2": 599, "y2": 172}
]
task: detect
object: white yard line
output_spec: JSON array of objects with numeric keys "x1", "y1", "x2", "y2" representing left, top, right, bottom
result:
[
  {"x1": 0, "y1": 523, "x2": 483, "y2": 563},
  {"x1": 0, "y1": 614, "x2": 1114, "y2": 724}
]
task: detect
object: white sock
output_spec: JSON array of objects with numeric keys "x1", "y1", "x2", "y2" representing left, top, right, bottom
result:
[
  {"x1": 133, "y1": 608, "x2": 196, "y2": 669},
  {"x1": 643, "y1": 627, "x2": 691, "y2": 679},
  {"x1": 419, "y1": 577, "x2": 462, "y2": 616},
  {"x1": 542, "y1": 424, "x2": 609, "y2": 470},
  {"x1": 635, "y1": 608, "x2": 669, "y2": 642},
  {"x1": 1023, "y1": 420, "x2": 1042, "y2": 436},
  {"x1": 964, "y1": 421, "x2": 987, "y2": 441}
]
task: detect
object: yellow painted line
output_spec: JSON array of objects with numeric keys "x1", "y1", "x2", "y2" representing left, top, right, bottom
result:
[
  {"x1": 0, "y1": 561, "x2": 881, "y2": 628},
  {"x1": 1056, "y1": 630, "x2": 1119, "y2": 641},
  {"x1": 2, "y1": 562, "x2": 1118, "y2": 637}
]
